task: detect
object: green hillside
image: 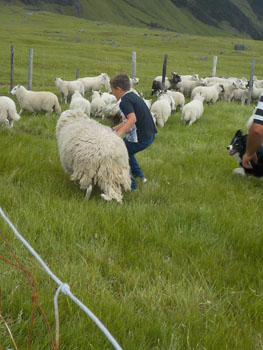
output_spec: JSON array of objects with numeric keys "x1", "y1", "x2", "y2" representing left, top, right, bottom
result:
[
  {"x1": 2, "y1": 0, "x2": 263, "y2": 39},
  {"x1": 1, "y1": 5, "x2": 263, "y2": 350}
]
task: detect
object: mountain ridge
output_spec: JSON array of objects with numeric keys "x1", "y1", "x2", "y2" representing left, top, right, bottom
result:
[{"x1": 2, "y1": 0, "x2": 263, "y2": 40}]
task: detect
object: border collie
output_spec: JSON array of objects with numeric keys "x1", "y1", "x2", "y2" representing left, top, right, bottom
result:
[{"x1": 227, "y1": 129, "x2": 263, "y2": 177}]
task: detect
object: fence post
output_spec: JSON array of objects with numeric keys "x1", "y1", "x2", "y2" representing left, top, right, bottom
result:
[
  {"x1": 247, "y1": 59, "x2": 256, "y2": 105},
  {"x1": 162, "y1": 54, "x2": 168, "y2": 91},
  {"x1": 28, "y1": 48, "x2": 33, "y2": 91},
  {"x1": 10, "y1": 45, "x2": 14, "y2": 91},
  {"x1": 212, "y1": 56, "x2": 217, "y2": 77},
  {"x1": 131, "y1": 51, "x2": 136, "y2": 78},
  {"x1": 76, "y1": 67, "x2": 80, "y2": 79}
]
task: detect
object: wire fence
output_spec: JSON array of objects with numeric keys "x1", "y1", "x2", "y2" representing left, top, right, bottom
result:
[{"x1": 0, "y1": 206, "x2": 123, "y2": 350}]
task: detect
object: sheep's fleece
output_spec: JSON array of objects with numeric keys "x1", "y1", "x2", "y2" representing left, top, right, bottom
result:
[{"x1": 56, "y1": 110, "x2": 131, "y2": 203}]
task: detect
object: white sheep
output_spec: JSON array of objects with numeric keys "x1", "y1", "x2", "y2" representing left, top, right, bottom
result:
[
  {"x1": 143, "y1": 98, "x2": 152, "y2": 109},
  {"x1": 0, "y1": 96, "x2": 20, "y2": 128},
  {"x1": 56, "y1": 109, "x2": 131, "y2": 203},
  {"x1": 219, "y1": 81, "x2": 239, "y2": 102},
  {"x1": 78, "y1": 73, "x2": 111, "y2": 93},
  {"x1": 176, "y1": 78, "x2": 205, "y2": 97},
  {"x1": 69, "y1": 91, "x2": 91, "y2": 116},
  {"x1": 11, "y1": 85, "x2": 61, "y2": 115},
  {"x1": 90, "y1": 91, "x2": 103, "y2": 117},
  {"x1": 191, "y1": 84, "x2": 224, "y2": 104},
  {"x1": 130, "y1": 77, "x2": 139, "y2": 88},
  {"x1": 157, "y1": 92, "x2": 176, "y2": 111},
  {"x1": 181, "y1": 94, "x2": 204, "y2": 126},
  {"x1": 151, "y1": 72, "x2": 181, "y2": 95},
  {"x1": 150, "y1": 98, "x2": 172, "y2": 127},
  {"x1": 158, "y1": 90, "x2": 185, "y2": 110},
  {"x1": 54, "y1": 77, "x2": 85, "y2": 103},
  {"x1": 100, "y1": 100, "x2": 121, "y2": 124},
  {"x1": 231, "y1": 88, "x2": 249, "y2": 105}
]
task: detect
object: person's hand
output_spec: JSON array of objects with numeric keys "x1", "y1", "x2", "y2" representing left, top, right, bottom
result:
[{"x1": 242, "y1": 152, "x2": 258, "y2": 169}]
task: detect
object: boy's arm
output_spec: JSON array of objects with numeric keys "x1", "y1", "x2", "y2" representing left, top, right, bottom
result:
[
  {"x1": 116, "y1": 113, "x2": 136, "y2": 137},
  {"x1": 242, "y1": 122, "x2": 263, "y2": 168},
  {"x1": 112, "y1": 122, "x2": 124, "y2": 131}
]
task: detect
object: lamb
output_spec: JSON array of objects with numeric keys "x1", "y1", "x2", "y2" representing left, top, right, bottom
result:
[
  {"x1": 78, "y1": 73, "x2": 111, "y2": 94},
  {"x1": 11, "y1": 85, "x2": 61, "y2": 115},
  {"x1": 191, "y1": 84, "x2": 224, "y2": 104},
  {"x1": 231, "y1": 88, "x2": 249, "y2": 105},
  {"x1": 54, "y1": 77, "x2": 85, "y2": 103},
  {"x1": 151, "y1": 72, "x2": 181, "y2": 95},
  {"x1": 101, "y1": 100, "x2": 121, "y2": 124},
  {"x1": 0, "y1": 96, "x2": 20, "y2": 128},
  {"x1": 219, "y1": 81, "x2": 239, "y2": 101},
  {"x1": 130, "y1": 77, "x2": 139, "y2": 88},
  {"x1": 181, "y1": 94, "x2": 204, "y2": 126},
  {"x1": 156, "y1": 92, "x2": 176, "y2": 111},
  {"x1": 69, "y1": 91, "x2": 91, "y2": 116},
  {"x1": 56, "y1": 109, "x2": 131, "y2": 203},
  {"x1": 90, "y1": 91, "x2": 104, "y2": 118},
  {"x1": 143, "y1": 98, "x2": 152, "y2": 109},
  {"x1": 158, "y1": 90, "x2": 185, "y2": 110},
  {"x1": 176, "y1": 78, "x2": 205, "y2": 97},
  {"x1": 150, "y1": 97, "x2": 173, "y2": 127}
]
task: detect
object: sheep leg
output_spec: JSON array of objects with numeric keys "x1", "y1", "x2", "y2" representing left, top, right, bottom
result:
[
  {"x1": 4, "y1": 119, "x2": 12, "y2": 128},
  {"x1": 100, "y1": 193, "x2": 112, "y2": 201},
  {"x1": 19, "y1": 109, "x2": 24, "y2": 115},
  {"x1": 85, "y1": 185, "x2": 93, "y2": 201}
]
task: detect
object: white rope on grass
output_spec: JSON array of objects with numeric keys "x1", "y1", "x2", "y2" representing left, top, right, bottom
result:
[{"x1": 0, "y1": 206, "x2": 123, "y2": 350}]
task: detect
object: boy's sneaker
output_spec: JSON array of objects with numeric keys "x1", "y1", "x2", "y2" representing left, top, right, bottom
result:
[{"x1": 140, "y1": 177, "x2": 147, "y2": 183}]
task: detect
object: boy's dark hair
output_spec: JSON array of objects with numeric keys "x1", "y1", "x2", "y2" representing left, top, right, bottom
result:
[{"x1": 110, "y1": 73, "x2": 131, "y2": 91}]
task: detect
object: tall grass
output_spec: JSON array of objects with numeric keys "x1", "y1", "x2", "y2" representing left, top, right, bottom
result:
[{"x1": 1, "y1": 5, "x2": 263, "y2": 350}]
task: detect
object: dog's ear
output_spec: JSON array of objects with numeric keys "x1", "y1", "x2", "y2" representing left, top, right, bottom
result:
[{"x1": 235, "y1": 129, "x2": 243, "y2": 137}]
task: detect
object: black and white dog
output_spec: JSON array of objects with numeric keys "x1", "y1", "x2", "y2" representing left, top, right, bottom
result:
[{"x1": 227, "y1": 129, "x2": 263, "y2": 177}]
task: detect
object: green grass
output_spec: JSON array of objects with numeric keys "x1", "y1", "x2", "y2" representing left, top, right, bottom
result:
[{"x1": 1, "y1": 5, "x2": 263, "y2": 350}]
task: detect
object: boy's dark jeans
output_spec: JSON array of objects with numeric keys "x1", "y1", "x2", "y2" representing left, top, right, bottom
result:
[{"x1": 123, "y1": 135, "x2": 155, "y2": 189}]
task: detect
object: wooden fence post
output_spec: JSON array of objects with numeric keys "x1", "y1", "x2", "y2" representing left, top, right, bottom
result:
[
  {"x1": 162, "y1": 54, "x2": 168, "y2": 91},
  {"x1": 76, "y1": 67, "x2": 80, "y2": 79},
  {"x1": 28, "y1": 48, "x2": 33, "y2": 91},
  {"x1": 131, "y1": 51, "x2": 136, "y2": 78},
  {"x1": 10, "y1": 45, "x2": 14, "y2": 91},
  {"x1": 247, "y1": 59, "x2": 256, "y2": 105},
  {"x1": 212, "y1": 56, "x2": 217, "y2": 77}
]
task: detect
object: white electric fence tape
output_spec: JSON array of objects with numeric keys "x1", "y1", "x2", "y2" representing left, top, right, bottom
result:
[{"x1": 0, "y1": 206, "x2": 123, "y2": 350}]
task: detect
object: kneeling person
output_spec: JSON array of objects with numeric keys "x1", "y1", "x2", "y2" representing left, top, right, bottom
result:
[{"x1": 110, "y1": 73, "x2": 157, "y2": 190}]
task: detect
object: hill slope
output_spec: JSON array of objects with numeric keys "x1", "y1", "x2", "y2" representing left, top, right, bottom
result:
[{"x1": 2, "y1": 0, "x2": 263, "y2": 39}]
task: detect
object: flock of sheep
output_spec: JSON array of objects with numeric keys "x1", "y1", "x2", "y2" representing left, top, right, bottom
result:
[{"x1": 1, "y1": 71, "x2": 263, "y2": 202}]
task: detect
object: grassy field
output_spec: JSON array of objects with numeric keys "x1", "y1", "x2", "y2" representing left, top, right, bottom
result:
[{"x1": 1, "y1": 5, "x2": 263, "y2": 350}]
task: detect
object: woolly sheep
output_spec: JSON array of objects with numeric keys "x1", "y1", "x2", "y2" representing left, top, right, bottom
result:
[
  {"x1": 191, "y1": 84, "x2": 224, "y2": 104},
  {"x1": 151, "y1": 72, "x2": 181, "y2": 95},
  {"x1": 56, "y1": 109, "x2": 131, "y2": 203},
  {"x1": 158, "y1": 90, "x2": 185, "y2": 110},
  {"x1": 54, "y1": 77, "x2": 85, "y2": 103},
  {"x1": 11, "y1": 85, "x2": 61, "y2": 115},
  {"x1": 181, "y1": 94, "x2": 204, "y2": 126},
  {"x1": 90, "y1": 91, "x2": 104, "y2": 118},
  {"x1": 150, "y1": 98, "x2": 172, "y2": 127},
  {"x1": 221, "y1": 82, "x2": 238, "y2": 101},
  {"x1": 157, "y1": 92, "x2": 176, "y2": 111},
  {"x1": 0, "y1": 96, "x2": 20, "y2": 128},
  {"x1": 101, "y1": 100, "x2": 121, "y2": 124},
  {"x1": 69, "y1": 91, "x2": 91, "y2": 116},
  {"x1": 130, "y1": 77, "x2": 139, "y2": 88},
  {"x1": 143, "y1": 98, "x2": 152, "y2": 109},
  {"x1": 176, "y1": 78, "x2": 205, "y2": 97},
  {"x1": 231, "y1": 88, "x2": 249, "y2": 105},
  {"x1": 78, "y1": 73, "x2": 111, "y2": 93}
]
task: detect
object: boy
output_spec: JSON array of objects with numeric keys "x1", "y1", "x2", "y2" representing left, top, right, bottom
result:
[{"x1": 110, "y1": 73, "x2": 157, "y2": 190}]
